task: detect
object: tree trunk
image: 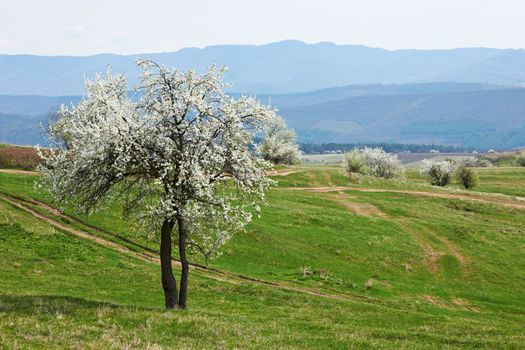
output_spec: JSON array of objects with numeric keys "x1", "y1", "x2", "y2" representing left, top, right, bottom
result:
[
  {"x1": 160, "y1": 219, "x2": 178, "y2": 309},
  {"x1": 177, "y1": 217, "x2": 189, "y2": 309}
]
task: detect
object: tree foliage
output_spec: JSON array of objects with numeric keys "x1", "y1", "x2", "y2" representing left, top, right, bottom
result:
[
  {"x1": 260, "y1": 116, "x2": 300, "y2": 165},
  {"x1": 342, "y1": 147, "x2": 405, "y2": 179},
  {"x1": 455, "y1": 163, "x2": 478, "y2": 189},
  {"x1": 342, "y1": 148, "x2": 367, "y2": 175},
  {"x1": 361, "y1": 147, "x2": 405, "y2": 179},
  {"x1": 419, "y1": 159, "x2": 456, "y2": 187}
]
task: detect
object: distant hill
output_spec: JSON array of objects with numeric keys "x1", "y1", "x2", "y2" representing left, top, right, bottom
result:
[
  {"x1": 0, "y1": 95, "x2": 81, "y2": 115},
  {"x1": 1, "y1": 82, "x2": 524, "y2": 149},
  {"x1": 272, "y1": 87, "x2": 525, "y2": 149},
  {"x1": 3, "y1": 40, "x2": 525, "y2": 95},
  {"x1": 0, "y1": 113, "x2": 45, "y2": 146}
]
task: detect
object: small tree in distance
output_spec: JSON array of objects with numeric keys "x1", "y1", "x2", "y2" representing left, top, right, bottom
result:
[
  {"x1": 455, "y1": 163, "x2": 478, "y2": 189},
  {"x1": 342, "y1": 147, "x2": 405, "y2": 179},
  {"x1": 516, "y1": 152, "x2": 525, "y2": 167},
  {"x1": 260, "y1": 116, "x2": 300, "y2": 165},
  {"x1": 342, "y1": 148, "x2": 367, "y2": 176},
  {"x1": 420, "y1": 159, "x2": 455, "y2": 186},
  {"x1": 38, "y1": 60, "x2": 275, "y2": 309},
  {"x1": 361, "y1": 147, "x2": 405, "y2": 179}
]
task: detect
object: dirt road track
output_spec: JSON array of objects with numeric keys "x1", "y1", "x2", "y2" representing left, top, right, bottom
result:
[
  {"x1": 285, "y1": 186, "x2": 525, "y2": 210},
  {"x1": 0, "y1": 169, "x2": 39, "y2": 175},
  {"x1": 0, "y1": 192, "x2": 376, "y2": 304}
]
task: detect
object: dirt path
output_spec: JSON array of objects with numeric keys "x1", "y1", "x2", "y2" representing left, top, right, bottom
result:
[
  {"x1": 396, "y1": 220, "x2": 470, "y2": 274},
  {"x1": 0, "y1": 169, "x2": 39, "y2": 176},
  {"x1": 4, "y1": 167, "x2": 522, "y2": 209},
  {"x1": 396, "y1": 221, "x2": 443, "y2": 273},
  {"x1": 333, "y1": 192, "x2": 387, "y2": 218},
  {"x1": 416, "y1": 223, "x2": 469, "y2": 266},
  {"x1": 0, "y1": 194, "x2": 163, "y2": 265},
  {"x1": 269, "y1": 169, "x2": 302, "y2": 176},
  {"x1": 285, "y1": 186, "x2": 525, "y2": 210},
  {"x1": 0, "y1": 192, "x2": 376, "y2": 305}
]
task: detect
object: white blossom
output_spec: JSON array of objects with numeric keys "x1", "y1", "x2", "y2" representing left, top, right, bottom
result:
[
  {"x1": 260, "y1": 116, "x2": 300, "y2": 165},
  {"x1": 362, "y1": 147, "x2": 405, "y2": 179},
  {"x1": 419, "y1": 159, "x2": 456, "y2": 186},
  {"x1": 38, "y1": 60, "x2": 276, "y2": 262}
]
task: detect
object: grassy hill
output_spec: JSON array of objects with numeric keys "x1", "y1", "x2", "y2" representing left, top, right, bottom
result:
[{"x1": 1, "y1": 165, "x2": 525, "y2": 348}]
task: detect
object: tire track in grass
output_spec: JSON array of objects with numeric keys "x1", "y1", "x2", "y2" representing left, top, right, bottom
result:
[
  {"x1": 0, "y1": 192, "x2": 378, "y2": 305},
  {"x1": 284, "y1": 186, "x2": 525, "y2": 210},
  {"x1": 0, "y1": 169, "x2": 39, "y2": 176},
  {"x1": 395, "y1": 220, "x2": 443, "y2": 274},
  {"x1": 286, "y1": 186, "x2": 474, "y2": 274}
]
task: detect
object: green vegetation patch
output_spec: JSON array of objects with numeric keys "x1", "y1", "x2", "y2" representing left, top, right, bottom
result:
[{"x1": 1, "y1": 165, "x2": 525, "y2": 348}]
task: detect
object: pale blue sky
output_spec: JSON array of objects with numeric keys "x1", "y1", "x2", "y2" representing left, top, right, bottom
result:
[{"x1": 1, "y1": 0, "x2": 525, "y2": 55}]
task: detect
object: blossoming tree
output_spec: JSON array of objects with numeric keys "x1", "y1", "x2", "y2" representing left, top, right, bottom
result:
[
  {"x1": 342, "y1": 147, "x2": 405, "y2": 179},
  {"x1": 260, "y1": 116, "x2": 300, "y2": 165},
  {"x1": 38, "y1": 60, "x2": 275, "y2": 309},
  {"x1": 419, "y1": 159, "x2": 456, "y2": 186}
]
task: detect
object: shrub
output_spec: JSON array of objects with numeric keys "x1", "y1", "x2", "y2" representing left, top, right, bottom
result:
[
  {"x1": 483, "y1": 152, "x2": 514, "y2": 166},
  {"x1": 477, "y1": 159, "x2": 493, "y2": 167},
  {"x1": 460, "y1": 157, "x2": 478, "y2": 167},
  {"x1": 0, "y1": 146, "x2": 42, "y2": 170},
  {"x1": 420, "y1": 159, "x2": 456, "y2": 186},
  {"x1": 455, "y1": 163, "x2": 478, "y2": 189},
  {"x1": 361, "y1": 147, "x2": 405, "y2": 179},
  {"x1": 260, "y1": 116, "x2": 300, "y2": 165},
  {"x1": 515, "y1": 153, "x2": 525, "y2": 167},
  {"x1": 342, "y1": 148, "x2": 367, "y2": 175},
  {"x1": 460, "y1": 156, "x2": 493, "y2": 168}
]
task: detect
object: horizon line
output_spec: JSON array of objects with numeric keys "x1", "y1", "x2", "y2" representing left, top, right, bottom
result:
[{"x1": 2, "y1": 39, "x2": 525, "y2": 58}]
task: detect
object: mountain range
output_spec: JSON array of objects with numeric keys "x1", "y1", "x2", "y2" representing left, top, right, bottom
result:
[
  {"x1": 1, "y1": 82, "x2": 525, "y2": 149},
  {"x1": 1, "y1": 41, "x2": 525, "y2": 149},
  {"x1": 3, "y1": 40, "x2": 525, "y2": 95}
]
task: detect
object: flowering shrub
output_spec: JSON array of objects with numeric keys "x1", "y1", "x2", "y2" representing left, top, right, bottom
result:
[
  {"x1": 361, "y1": 147, "x2": 405, "y2": 179},
  {"x1": 420, "y1": 159, "x2": 456, "y2": 186},
  {"x1": 477, "y1": 159, "x2": 493, "y2": 167},
  {"x1": 342, "y1": 148, "x2": 367, "y2": 175},
  {"x1": 342, "y1": 147, "x2": 404, "y2": 179},
  {"x1": 461, "y1": 156, "x2": 494, "y2": 168},
  {"x1": 260, "y1": 116, "x2": 300, "y2": 165},
  {"x1": 460, "y1": 157, "x2": 478, "y2": 167}
]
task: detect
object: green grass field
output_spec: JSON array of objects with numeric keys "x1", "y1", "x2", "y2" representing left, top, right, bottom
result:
[{"x1": 1, "y1": 166, "x2": 525, "y2": 348}]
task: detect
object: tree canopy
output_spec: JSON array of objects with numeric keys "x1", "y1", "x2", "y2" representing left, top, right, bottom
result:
[{"x1": 38, "y1": 60, "x2": 277, "y2": 309}]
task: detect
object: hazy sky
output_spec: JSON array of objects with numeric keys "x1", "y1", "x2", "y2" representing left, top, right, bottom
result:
[{"x1": 2, "y1": 0, "x2": 525, "y2": 55}]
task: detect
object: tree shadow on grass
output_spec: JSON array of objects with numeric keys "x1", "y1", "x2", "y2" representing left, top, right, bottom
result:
[{"x1": 0, "y1": 294, "x2": 157, "y2": 316}]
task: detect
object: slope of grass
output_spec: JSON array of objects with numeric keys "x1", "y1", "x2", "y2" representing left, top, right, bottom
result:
[
  {"x1": 4, "y1": 201, "x2": 524, "y2": 348},
  {"x1": 474, "y1": 167, "x2": 525, "y2": 197},
  {"x1": 1, "y1": 167, "x2": 525, "y2": 348}
]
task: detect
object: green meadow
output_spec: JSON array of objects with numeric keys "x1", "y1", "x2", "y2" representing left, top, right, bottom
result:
[{"x1": 1, "y1": 166, "x2": 525, "y2": 349}]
